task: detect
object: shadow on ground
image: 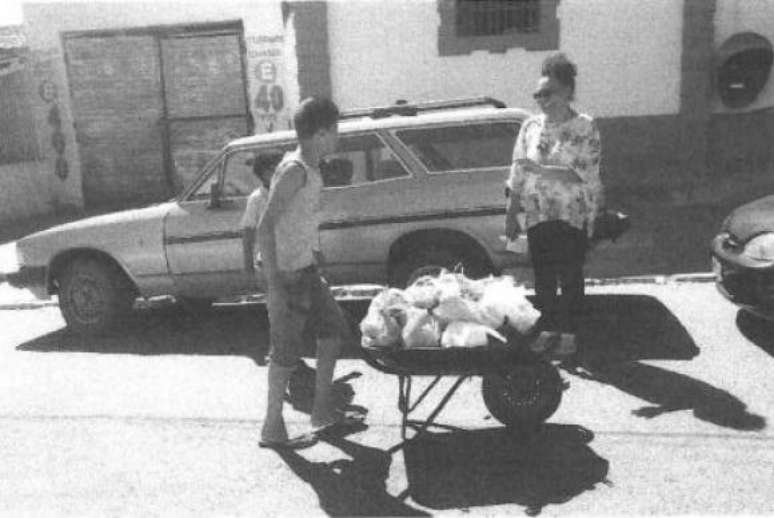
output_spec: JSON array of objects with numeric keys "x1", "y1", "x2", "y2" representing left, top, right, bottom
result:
[
  {"x1": 575, "y1": 294, "x2": 700, "y2": 363},
  {"x1": 736, "y1": 309, "x2": 774, "y2": 358},
  {"x1": 568, "y1": 295, "x2": 765, "y2": 431},
  {"x1": 276, "y1": 430, "x2": 430, "y2": 517},
  {"x1": 401, "y1": 424, "x2": 609, "y2": 516},
  {"x1": 16, "y1": 293, "x2": 763, "y2": 430},
  {"x1": 272, "y1": 424, "x2": 607, "y2": 517},
  {"x1": 15, "y1": 300, "x2": 369, "y2": 361}
]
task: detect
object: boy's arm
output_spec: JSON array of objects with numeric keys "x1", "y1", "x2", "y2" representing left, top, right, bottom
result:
[
  {"x1": 240, "y1": 192, "x2": 261, "y2": 273},
  {"x1": 256, "y1": 164, "x2": 306, "y2": 284}
]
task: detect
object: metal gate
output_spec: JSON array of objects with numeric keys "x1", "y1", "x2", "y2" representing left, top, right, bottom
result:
[{"x1": 64, "y1": 22, "x2": 250, "y2": 208}]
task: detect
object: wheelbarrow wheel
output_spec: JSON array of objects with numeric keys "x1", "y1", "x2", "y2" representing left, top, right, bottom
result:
[{"x1": 481, "y1": 360, "x2": 563, "y2": 434}]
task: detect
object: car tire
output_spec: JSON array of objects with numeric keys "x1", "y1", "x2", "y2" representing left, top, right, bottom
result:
[
  {"x1": 390, "y1": 246, "x2": 491, "y2": 288},
  {"x1": 58, "y1": 258, "x2": 136, "y2": 336}
]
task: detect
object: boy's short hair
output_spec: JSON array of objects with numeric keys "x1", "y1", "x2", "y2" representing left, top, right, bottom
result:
[
  {"x1": 293, "y1": 97, "x2": 340, "y2": 139},
  {"x1": 250, "y1": 152, "x2": 284, "y2": 188}
]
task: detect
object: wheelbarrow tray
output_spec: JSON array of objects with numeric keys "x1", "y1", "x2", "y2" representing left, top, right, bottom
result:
[{"x1": 361, "y1": 330, "x2": 540, "y2": 376}]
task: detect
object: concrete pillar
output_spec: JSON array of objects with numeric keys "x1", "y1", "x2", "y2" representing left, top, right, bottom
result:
[{"x1": 679, "y1": 0, "x2": 717, "y2": 180}]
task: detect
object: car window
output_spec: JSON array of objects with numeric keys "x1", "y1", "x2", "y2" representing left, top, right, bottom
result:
[
  {"x1": 322, "y1": 133, "x2": 409, "y2": 188},
  {"x1": 395, "y1": 122, "x2": 520, "y2": 172},
  {"x1": 222, "y1": 150, "x2": 261, "y2": 197},
  {"x1": 187, "y1": 157, "x2": 222, "y2": 201}
]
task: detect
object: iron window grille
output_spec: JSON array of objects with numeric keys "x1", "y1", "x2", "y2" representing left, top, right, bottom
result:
[
  {"x1": 437, "y1": 0, "x2": 559, "y2": 56},
  {"x1": 456, "y1": 0, "x2": 541, "y2": 37}
]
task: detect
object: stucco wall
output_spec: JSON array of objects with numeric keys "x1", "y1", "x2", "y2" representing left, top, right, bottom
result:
[
  {"x1": 0, "y1": 161, "x2": 55, "y2": 222},
  {"x1": 326, "y1": 0, "x2": 683, "y2": 117},
  {"x1": 714, "y1": 0, "x2": 774, "y2": 112}
]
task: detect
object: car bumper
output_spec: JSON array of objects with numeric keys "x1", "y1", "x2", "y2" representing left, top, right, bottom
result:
[
  {"x1": 711, "y1": 234, "x2": 774, "y2": 319},
  {"x1": 4, "y1": 266, "x2": 49, "y2": 299}
]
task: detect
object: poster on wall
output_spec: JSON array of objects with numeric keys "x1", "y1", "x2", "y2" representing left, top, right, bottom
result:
[{"x1": 245, "y1": 34, "x2": 290, "y2": 134}]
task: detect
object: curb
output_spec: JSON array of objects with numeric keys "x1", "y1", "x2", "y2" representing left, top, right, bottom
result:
[
  {"x1": 0, "y1": 273, "x2": 716, "y2": 311},
  {"x1": 0, "y1": 301, "x2": 59, "y2": 310}
]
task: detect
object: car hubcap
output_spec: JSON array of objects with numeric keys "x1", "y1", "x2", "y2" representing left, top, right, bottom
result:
[{"x1": 68, "y1": 275, "x2": 105, "y2": 323}]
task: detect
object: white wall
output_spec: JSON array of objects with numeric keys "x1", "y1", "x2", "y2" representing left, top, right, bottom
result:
[
  {"x1": 327, "y1": 0, "x2": 683, "y2": 118},
  {"x1": 714, "y1": 0, "x2": 774, "y2": 112}
]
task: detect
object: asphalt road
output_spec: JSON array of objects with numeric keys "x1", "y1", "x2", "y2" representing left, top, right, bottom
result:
[{"x1": 1, "y1": 280, "x2": 774, "y2": 516}]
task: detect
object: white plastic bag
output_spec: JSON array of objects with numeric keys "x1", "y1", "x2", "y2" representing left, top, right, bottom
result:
[
  {"x1": 477, "y1": 278, "x2": 541, "y2": 334},
  {"x1": 359, "y1": 288, "x2": 410, "y2": 347},
  {"x1": 397, "y1": 306, "x2": 442, "y2": 348},
  {"x1": 404, "y1": 275, "x2": 441, "y2": 309},
  {"x1": 432, "y1": 293, "x2": 482, "y2": 324},
  {"x1": 441, "y1": 321, "x2": 506, "y2": 348}
]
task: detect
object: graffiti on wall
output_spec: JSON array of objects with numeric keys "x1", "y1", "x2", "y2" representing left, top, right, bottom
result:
[
  {"x1": 245, "y1": 34, "x2": 289, "y2": 133},
  {"x1": 38, "y1": 77, "x2": 69, "y2": 180},
  {"x1": 30, "y1": 49, "x2": 71, "y2": 182}
]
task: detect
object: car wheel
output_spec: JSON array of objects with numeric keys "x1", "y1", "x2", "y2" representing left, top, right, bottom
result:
[
  {"x1": 390, "y1": 247, "x2": 491, "y2": 288},
  {"x1": 481, "y1": 360, "x2": 563, "y2": 435},
  {"x1": 58, "y1": 258, "x2": 136, "y2": 335}
]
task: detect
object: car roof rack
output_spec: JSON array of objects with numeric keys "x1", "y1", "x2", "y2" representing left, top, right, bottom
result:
[{"x1": 340, "y1": 96, "x2": 506, "y2": 120}]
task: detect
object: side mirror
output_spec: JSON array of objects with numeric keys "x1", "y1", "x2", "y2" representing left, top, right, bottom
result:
[{"x1": 208, "y1": 181, "x2": 222, "y2": 209}]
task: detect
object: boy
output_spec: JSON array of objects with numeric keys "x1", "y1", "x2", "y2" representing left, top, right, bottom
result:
[
  {"x1": 256, "y1": 97, "x2": 365, "y2": 449},
  {"x1": 240, "y1": 152, "x2": 283, "y2": 276}
]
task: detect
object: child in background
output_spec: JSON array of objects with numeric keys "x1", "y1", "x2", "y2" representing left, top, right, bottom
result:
[{"x1": 241, "y1": 152, "x2": 284, "y2": 275}]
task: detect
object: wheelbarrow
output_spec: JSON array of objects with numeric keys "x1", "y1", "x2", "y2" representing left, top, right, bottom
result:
[{"x1": 360, "y1": 329, "x2": 568, "y2": 443}]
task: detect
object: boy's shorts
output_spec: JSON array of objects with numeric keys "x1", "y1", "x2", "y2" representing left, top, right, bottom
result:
[{"x1": 267, "y1": 265, "x2": 351, "y2": 366}]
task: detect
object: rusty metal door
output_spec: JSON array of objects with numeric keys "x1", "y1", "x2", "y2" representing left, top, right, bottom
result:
[
  {"x1": 159, "y1": 30, "x2": 250, "y2": 194},
  {"x1": 64, "y1": 23, "x2": 250, "y2": 208},
  {"x1": 64, "y1": 35, "x2": 167, "y2": 207}
]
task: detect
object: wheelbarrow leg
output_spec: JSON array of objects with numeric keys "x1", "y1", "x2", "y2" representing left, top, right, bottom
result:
[
  {"x1": 408, "y1": 375, "x2": 467, "y2": 440},
  {"x1": 398, "y1": 375, "x2": 410, "y2": 441}
]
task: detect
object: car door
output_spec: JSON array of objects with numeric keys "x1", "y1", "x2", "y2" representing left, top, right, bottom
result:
[
  {"x1": 319, "y1": 132, "x2": 416, "y2": 285},
  {"x1": 163, "y1": 145, "x2": 290, "y2": 298},
  {"x1": 392, "y1": 120, "x2": 521, "y2": 254}
]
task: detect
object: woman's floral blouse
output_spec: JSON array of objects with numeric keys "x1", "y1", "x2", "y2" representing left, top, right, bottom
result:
[{"x1": 507, "y1": 112, "x2": 603, "y2": 237}]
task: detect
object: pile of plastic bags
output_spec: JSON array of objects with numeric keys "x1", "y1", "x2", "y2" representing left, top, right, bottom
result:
[{"x1": 360, "y1": 271, "x2": 541, "y2": 349}]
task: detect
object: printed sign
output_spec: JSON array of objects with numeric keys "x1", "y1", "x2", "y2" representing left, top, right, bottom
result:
[{"x1": 245, "y1": 34, "x2": 289, "y2": 134}]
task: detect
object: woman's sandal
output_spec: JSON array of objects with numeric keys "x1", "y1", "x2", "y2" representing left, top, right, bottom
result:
[{"x1": 259, "y1": 432, "x2": 318, "y2": 450}]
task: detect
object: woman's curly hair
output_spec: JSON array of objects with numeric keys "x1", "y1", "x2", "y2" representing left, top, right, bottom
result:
[{"x1": 541, "y1": 53, "x2": 577, "y2": 100}]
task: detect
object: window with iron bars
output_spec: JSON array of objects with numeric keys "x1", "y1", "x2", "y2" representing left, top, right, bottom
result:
[
  {"x1": 456, "y1": 0, "x2": 541, "y2": 37},
  {"x1": 438, "y1": 0, "x2": 559, "y2": 56}
]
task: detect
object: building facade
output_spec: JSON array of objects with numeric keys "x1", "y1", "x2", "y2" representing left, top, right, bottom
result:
[{"x1": 2, "y1": 0, "x2": 773, "y2": 275}]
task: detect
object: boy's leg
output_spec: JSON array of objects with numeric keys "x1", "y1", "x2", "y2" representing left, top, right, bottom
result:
[
  {"x1": 310, "y1": 336, "x2": 342, "y2": 428},
  {"x1": 261, "y1": 275, "x2": 315, "y2": 446},
  {"x1": 261, "y1": 361, "x2": 295, "y2": 442},
  {"x1": 308, "y1": 274, "x2": 363, "y2": 428}
]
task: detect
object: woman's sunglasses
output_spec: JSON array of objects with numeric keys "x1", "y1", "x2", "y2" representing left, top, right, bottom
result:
[{"x1": 533, "y1": 89, "x2": 556, "y2": 100}]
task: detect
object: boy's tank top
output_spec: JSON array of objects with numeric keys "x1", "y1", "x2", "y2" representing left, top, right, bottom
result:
[{"x1": 273, "y1": 151, "x2": 322, "y2": 272}]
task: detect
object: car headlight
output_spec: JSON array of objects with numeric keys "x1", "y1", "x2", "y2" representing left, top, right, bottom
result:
[{"x1": 743, "y1": 233, "x2": 774, "y2": 261}]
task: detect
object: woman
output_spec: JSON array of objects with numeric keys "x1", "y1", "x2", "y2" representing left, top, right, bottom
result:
[{"x1": 506, "y1": 53, "x2": 603, "y2": 337}]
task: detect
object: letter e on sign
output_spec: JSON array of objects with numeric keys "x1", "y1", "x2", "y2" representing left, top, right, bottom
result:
[{"x1": 256, "y1": 60, "x2": 277, "y2": 83}]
